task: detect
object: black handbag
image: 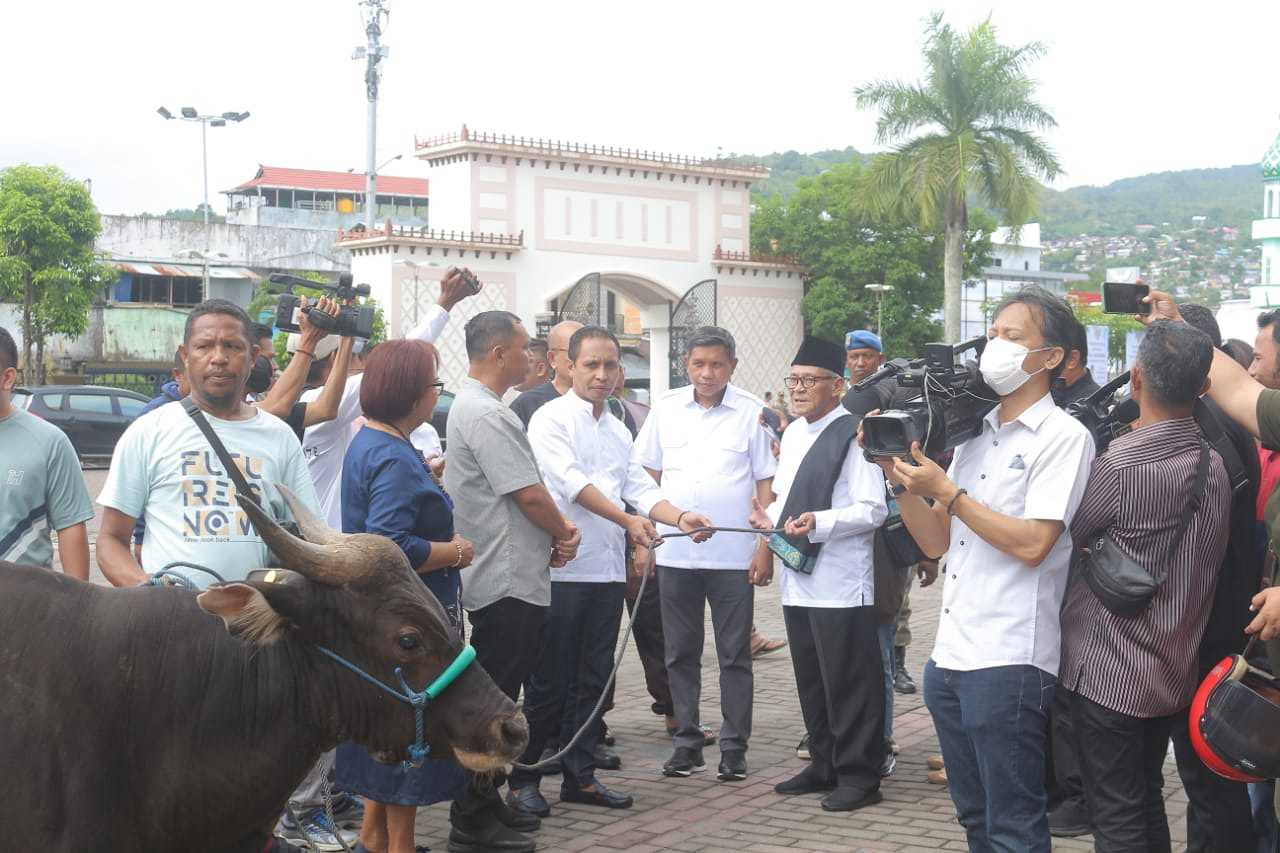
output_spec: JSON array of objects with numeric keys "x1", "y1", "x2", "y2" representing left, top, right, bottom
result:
[
  {"x1": 1078, "y1": 438, "x2": 1208, "y2": 618},
  {"x1": 878, "y1": 490, "x2": 927, "y2": 571}
]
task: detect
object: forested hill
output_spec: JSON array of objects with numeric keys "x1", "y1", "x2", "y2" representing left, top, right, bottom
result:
[{"x1": 746, "y1": 148, "x2": 1261, "y2": 239}]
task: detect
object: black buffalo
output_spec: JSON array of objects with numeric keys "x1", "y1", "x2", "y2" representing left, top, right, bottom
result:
[{"x1": 0, "y1": 486, "x2": 527, "y2": 852}]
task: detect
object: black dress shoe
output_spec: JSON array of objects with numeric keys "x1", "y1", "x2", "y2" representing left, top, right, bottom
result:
[
  {"x1": 560, "y1": 781, "x2": 634, "y2": 809},
  {"x1": 447, "y1": 813, "x2": 535, "y2": 852},
  {"x1": 593, "y1": 742, "x2": 621, "y2": 770},
  {"x1": 774, "y1": 766, "x2": 837, "y2": 795},
  {"x1": 717, "y1": 749, "x2": 747, "y2": 781},
  {"x1": 506, "y1": 785, "x2": 551, "y2": 819},
  {"x1": 821, "y1": 786, "x2": 883, "y2": 812},
  {"x1": 494, "y1": 788, "x2": 543, "y2": 829}
]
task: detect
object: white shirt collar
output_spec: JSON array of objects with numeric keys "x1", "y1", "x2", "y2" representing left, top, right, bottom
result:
[
  {"x1": 982, "y1": 391, "x2": 1056, "y2": 434},
  {"x1": 565, "y1": 388, "x2": 605, "y2": 420},
  {"x1": 679, "y1": 383, "x2": 741, "y2": 412},
  {"x1": 798, "y1": 404, "x2": 849, "y2": 433}
]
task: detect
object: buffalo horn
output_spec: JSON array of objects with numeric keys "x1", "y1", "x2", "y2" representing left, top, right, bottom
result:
[{"x1": 236, "y1": 487, "x2": 370, "y2": 585}]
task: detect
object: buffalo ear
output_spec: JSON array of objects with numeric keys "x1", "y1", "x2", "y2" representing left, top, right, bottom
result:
[{"x1": 198, "y1": 583, "x2": 288, "y2": 646}]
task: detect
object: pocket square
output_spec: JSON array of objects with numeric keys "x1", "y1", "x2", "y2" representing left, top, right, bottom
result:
[{"x1": 1008, "y1": 454, "x2": 1026, "y2": 470}]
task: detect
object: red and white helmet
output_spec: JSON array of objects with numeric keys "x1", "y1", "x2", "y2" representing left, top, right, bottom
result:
[{"x1": 1190, "y1": 653, "x2": 1280, "y2": 783}]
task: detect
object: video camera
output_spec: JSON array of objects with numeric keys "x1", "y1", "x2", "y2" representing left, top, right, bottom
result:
[
  {"x1": 269, "y1": 272, "x2": 375, "y2": 339},
  {"x1": 858, "y1": 336, "x2": 997, "y2": 458},
  {"x1": 1065, "y1": 371, "x2": 1139, "y2": 454}
]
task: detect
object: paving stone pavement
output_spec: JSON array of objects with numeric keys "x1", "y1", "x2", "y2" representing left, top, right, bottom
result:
[{"x1": 67, "y1": 468, "x2": 1192, "y2": 851}]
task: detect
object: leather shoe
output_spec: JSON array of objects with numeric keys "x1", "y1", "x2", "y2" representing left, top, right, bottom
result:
[
  {"x1": 821, "y1": 786, "x2": 883, "y2": 812},
  {"x1": 927, "y1": 767, "x2": 948, "y2": 785},
  {"x1": 560, "y1": 781, "x2": 634, "y2": 809},
  {"x1": 593, "y1": 742, "x2": 621, "y2": 770},
  {"x1": 505, "y1": 785, "x2": 550, "y2": 819},
  {"x1": 447, "y1": 813, "x2": 535, "y2": 852},
  {"x1": 774, "y1": 766, "x2": 836, "y2": 795},
  {"x1": 926, "y1": 754, "x2": 944, "y2": 771}
]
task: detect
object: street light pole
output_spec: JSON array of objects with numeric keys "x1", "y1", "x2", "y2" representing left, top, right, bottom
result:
[
  {"x1": 157, "y1": 106, "x2": 250, "y2": 295},
  {"x1": 864, "y1": 283, "x2": 895, "y2": 336},
  {"x1": 354, "y1": 1, "x2": 391, "y2": 231}
]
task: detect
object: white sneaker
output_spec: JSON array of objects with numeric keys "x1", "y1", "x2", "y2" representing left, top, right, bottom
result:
[{"x1": 279, "y1": 807, "x2": 359, "y2": 852}]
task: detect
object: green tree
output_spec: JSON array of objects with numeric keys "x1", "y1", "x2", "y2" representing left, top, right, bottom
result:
[
  {"x1": 752, "y1": 161, "x2": 992, "y2": 360},
  {"x1": 855, "y1": 13, "x2": 1061, "y2": 342},
  {"x1": 0, "y1": 164, "x2": 109, "y2": 382}
]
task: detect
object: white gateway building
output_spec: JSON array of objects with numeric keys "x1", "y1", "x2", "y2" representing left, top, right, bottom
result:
[{"x1": 342, "y1": 127, "x2": 805, "y2": 398}]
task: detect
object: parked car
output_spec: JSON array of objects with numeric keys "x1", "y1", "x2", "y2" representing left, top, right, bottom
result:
[{"x1": 14, "y1": 385, "x2": 152, "y2": 459}]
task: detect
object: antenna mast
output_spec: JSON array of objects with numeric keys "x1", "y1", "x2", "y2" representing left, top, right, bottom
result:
[{"x1": 354, "y1": 0, "x2": 390, "y2": 229}]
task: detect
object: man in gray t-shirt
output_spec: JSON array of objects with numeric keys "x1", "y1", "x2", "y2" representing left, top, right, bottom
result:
[
  {"x1": 442, "y1": 312, "x2": 579, "y2": 850},
  {"x1": 0, "y1": 328, "x2": 93, "y2": 577}
]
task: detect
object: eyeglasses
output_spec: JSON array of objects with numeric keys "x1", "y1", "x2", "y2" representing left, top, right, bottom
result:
[
  {"x1": 783, "y1": 375, "x2": 839, "y2": 390},
  {"x1": 430, "y1": 381, "x2": 445, "y2": 391}
]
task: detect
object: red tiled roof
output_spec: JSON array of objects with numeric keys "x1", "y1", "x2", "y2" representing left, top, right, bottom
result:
[{"x1": 227, "y1": 165, "x2": 428, "y2": 197}]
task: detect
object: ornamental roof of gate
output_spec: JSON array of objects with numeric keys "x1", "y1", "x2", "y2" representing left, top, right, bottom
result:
[
  {"x1": 414, "y1": 125, "x2": 770, "y2": 184},
  {"x1": 1265, "y1": 130, "x2": 1280, "y2": 180}
]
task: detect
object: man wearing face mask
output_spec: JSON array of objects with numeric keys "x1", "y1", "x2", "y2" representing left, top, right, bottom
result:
[{"x1": 873, "y1": 286, "x2": 1095, "y2": 852}]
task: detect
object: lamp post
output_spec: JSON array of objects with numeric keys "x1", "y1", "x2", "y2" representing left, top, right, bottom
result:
[
  {"x1": 157, "y1": 106, "x2": 250, "y2": 293},
  {"x1": 864, "y1": 283, "x2": 895, "y2": 336}
]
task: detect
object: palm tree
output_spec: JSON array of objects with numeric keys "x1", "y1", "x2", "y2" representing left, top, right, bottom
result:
[{"x1": 855, "y1": 13, "x2": 1061, "y2": 341}]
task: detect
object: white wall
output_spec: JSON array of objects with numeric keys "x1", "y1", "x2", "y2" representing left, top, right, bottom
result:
[{"x1": 97, "y1": 214, "x2": 351, "y2": 271}]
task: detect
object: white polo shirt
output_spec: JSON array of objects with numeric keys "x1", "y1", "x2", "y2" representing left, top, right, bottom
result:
[
  {"x1": 301, "y1": 305, "x2": 450, "y2": 529},
  {"x1": 765, "y1": 406, "x2": 888, "y2": 608},
  {"x1": 528, "y1": 390, "x2": 663, "y2": 584},
  {"x1": 932, "y1": 393, "x2": 1095, "y2": 677},
  {"x1": 632, "y1": 384, "x2": 777, "y2": 570}
]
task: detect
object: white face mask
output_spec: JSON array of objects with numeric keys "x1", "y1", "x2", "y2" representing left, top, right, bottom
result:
[{"x1": 979, "y1": 336, "x2": 1051, "y2": 396}]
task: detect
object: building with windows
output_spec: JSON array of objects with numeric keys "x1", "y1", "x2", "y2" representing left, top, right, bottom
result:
[
  {"x1": 958, "y1": 223, "x2": 1089, "y2": 340},
  {"x1": 1251, "y1": 128, "x2": 1280, "y2": 306},
  {"x1": 224, "y1": 166, "x2": 428, "y2": 230},
  {"x1": 344, "y1": 126, "x2": 805, "y2": 399}
]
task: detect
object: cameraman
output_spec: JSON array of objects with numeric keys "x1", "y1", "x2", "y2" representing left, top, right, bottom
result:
[
  {"x1": 873, "y1": 287, "x2": 1094, "y2": 852},
  {"x1": 256, "y1": 297, "x2": 353, "y2": 440},
  {"x1": 301, "y1": 268, "x2": 480, "y2": 528},
  {"x1": 1058, "y1": 321, "x2": 1231, "y2": 852}
]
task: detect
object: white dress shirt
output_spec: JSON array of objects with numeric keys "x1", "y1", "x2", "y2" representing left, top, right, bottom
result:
[
  {"x1": 765, "y1": 406, "x2": 888, "y2": 608},
  {"x1": 932, "y1": 392, "x2": 1095, "y2": 676},
  {"x1": 301, "y1": 304, "x2": 450, "y2": 529},
  {"x1": 632, "y1": 383, "x2": 777, "y2": 570},
  {"x1": 410, "y1": 422, "x2": 442, "y2": 459},
  {"x1": 528, "y1": 389, "x2": 663, "y2": 584}
]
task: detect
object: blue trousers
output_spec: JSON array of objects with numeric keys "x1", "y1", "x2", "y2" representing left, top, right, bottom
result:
[
  {"x1": 876, "y1": 621, "x2": 894, "y2": 741},
  {"x1": 924, "y1": 660, "x2": 1055, "y2": 853}
]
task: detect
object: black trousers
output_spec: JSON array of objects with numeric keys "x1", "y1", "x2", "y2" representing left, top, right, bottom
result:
[
  {"x1": 602, "y1": 568, "x2": 672, "y2": 718},
  {"x1": 782, "y1": 604, "x2": 885, "y2": 789},
  {"x1": 1067, "y1": 689, "x2": 1175, "y2": 853},
  {"x1": 1048, "y1": 685, "x2": 1086, "y2": 809},
  {"x1": 451, "y1": 596, "x2": 547, "y2": 827},
  {"x1": 1170, "y1": 707, "x2": 1258, "y2": 852},
  {"x1": 510, "y1": 581, "x2": 624, "y2": 789}
]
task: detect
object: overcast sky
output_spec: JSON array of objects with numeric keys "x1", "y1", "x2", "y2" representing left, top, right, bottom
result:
[{"x1": 4, "y1": 0, "x2": 1277, "y2": 217}]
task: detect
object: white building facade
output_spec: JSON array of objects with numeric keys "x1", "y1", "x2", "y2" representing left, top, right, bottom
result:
[
  {"x1": 1250, "y1": 129, "x2": 1280, "y2": 307},
  {"x1": 343, "y1": 128, "x2": 805, "y2": 398}
]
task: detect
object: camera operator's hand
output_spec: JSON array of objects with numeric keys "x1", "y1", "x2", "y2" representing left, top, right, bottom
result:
[
  {"x1": 299, "y1": 296, "x2": 339, "y2": 348},
  {"x1": 1138, "y1": 288, "x2": 1182, "y2": 326},
  {"x1": 917, "y1": 558, "x2": 939, "y2": 588},
  {"x1": 1247, "y1": 586, "x2": 1280, "y2": 641},
  {"x1": 438, "y1": 267, "x2": 482, "y2": 312},
  {"x1": 891, "y1": 442, "x2": 955, "y2": 503},
  {"x1": 858, "y1": 410, "x2": 904, "y2": 483}
]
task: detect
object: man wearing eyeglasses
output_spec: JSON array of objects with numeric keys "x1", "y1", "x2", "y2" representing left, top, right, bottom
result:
[{"x1": 752, "y1": 336, "x2": 889, "y2": 812}]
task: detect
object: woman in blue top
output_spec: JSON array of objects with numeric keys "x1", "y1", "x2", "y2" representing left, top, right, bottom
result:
[{"x1": 337, "y1": 339, "x2": 475, "y2": 853}]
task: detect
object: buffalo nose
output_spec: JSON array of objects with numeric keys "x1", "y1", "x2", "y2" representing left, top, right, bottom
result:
[{"x1": 500, "y1": 713, "x2": 529, "y2": 751}]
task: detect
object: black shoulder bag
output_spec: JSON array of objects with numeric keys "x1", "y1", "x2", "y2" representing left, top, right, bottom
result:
[
  {"x1": 180, "y1": 397, "x2": 302, "y2": 554},
  {"x1": 1078, "y1": 439, "x2": 1208, "y2": 618}
]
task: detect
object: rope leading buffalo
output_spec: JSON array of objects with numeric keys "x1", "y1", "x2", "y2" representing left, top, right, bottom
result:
[{"x1": 0, "y1": 486, "x2": 528, "y2": 853}]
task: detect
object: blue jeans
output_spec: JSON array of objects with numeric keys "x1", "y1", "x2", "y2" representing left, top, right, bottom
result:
[
  {"x1": 923, "y1": 660, "x2": 1055, "y2": 853},
  {"x1": 877, "y1": 622, "x2": 895, "y2": 740}
]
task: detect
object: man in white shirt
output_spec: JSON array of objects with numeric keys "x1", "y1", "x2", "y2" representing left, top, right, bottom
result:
[
  {"x1": 756, "y1": 336, "x2": 888, "y2": 812},
  {"x1": 881, "y1": 287, "x2": 1095, "y2": 852},
  {"x1": 508, "y1": 326, "x2": 712, "y2": 816},
  {"x1": 632, "y1": 326, "x2": 778, "y2": 782},
  {"x1": 300, "y1": 267, "x2": 479, "y2": 529}
]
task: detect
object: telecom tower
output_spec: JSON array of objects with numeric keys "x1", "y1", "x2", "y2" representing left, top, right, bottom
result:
[{"x1": 354, "y1": 0, "x2": 390, "y2": 230}]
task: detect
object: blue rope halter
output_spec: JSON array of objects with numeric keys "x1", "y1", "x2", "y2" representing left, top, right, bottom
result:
[{"x1": 315, "y1": 644, "x2": 477, "y2": 768}]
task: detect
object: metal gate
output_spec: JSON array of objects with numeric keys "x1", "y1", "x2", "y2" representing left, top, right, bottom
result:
[
  {"x1": 668, "y1": 279, "x2": 717, "y2": 389},
  {"x1": 554, "y1": 272, "x2": 603, "y2": 327}
]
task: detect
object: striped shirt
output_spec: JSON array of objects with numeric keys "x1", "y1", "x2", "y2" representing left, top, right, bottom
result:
[{"x1": 1059, "y1": 417, "x2": 1231, "y2": 717}]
